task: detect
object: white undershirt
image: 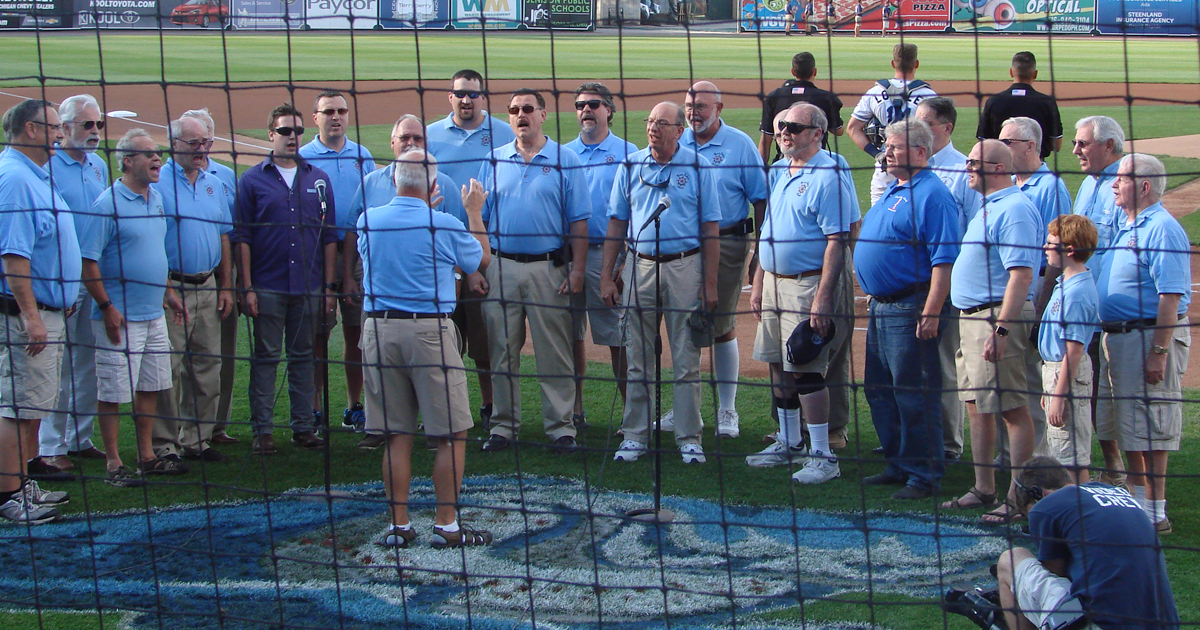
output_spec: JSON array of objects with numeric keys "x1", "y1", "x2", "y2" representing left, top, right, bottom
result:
[{"x1": 276, "y1": 165, "x2": 297, "y2": 188}]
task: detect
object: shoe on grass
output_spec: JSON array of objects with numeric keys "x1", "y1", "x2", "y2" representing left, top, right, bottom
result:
[
  {"x1": 680, "y1": 443, "x2": 706, "y2": 464},
  {"x1": 23, "y1": 479, "x2": 68, "y2": 507},
  {"x1": 792, "y1": 451, "x2": 840, "y2": 484},
  {"x1": 431, "y1": 524, "x2": 493, "y2": 549},
  {"x1": 614, "y1": 440, "x2": 646, "y2": 462},
  {"x1": 139, "y1": 456, "x2": 189, "y2": 476},
  {"x1": 377, "y1": 525, "x2": 416, "y2": 548},
  {"x1": 343, "y1": 403, "x2": 366, "y2": 433},
  {"x1": 105, "y1": 466, "x2": 145, "y2": 488},
  {"x1": 358, "y1": 433, "x2": 386, "y2": 450},
  {"x1": 746, "y1": 440, "x2": 808, "y2": 467},
  {"x1": 716, "y1": 409, "x2": 740, "y2": 438},
  {"x1": 0, "y1": 492, "x2": 58, "y2": 525},
  {"x1": 656, "y1": 409, "x2": 675, "y2": 432}
]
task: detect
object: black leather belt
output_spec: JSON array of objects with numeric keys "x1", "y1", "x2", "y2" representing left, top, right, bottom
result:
[
  {"x1": 0, "y1": 294, "x2": 60, "y2": 316},
  {"x1": 169, "y1": 269, "x2": 215, "y2": 285},
  {"x1": 719, "y1": 217, "x2": 754, "y2": 236},
  {"x1": 769, "y1": 269, "x2": 821, "y2": 280},
  {"x1": 367, "y1": 310, "x2": 450, "y2": 320},
  {"x1": 873, "y1": 281, "x2": 930, "y2": 304},
  {"x1": 631, "y1": 247, "x2": 700, "y2": 263},
  {"x1": 492, "y1": 249, "x2": 554, "y2": 263},
  {"x1": 1102, "y1": 314, "x2": 1186, "y2": 334},
  {"x1": 961, "y1": 300, "x2": 1005, "y2": 315}
]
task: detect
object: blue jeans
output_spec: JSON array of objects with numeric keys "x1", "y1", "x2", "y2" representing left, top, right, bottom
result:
[
  {"x1": 864, "y1": 293, "x2": 947, "y2": 490},
  {"x1": 248, "y1": 290, "x2": 320, "y2": 436}
]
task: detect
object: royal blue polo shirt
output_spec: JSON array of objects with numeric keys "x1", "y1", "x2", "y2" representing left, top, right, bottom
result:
[
  {"x1": 608, "y1": 145, "x2": 722, "y2": 256},
  {"x1": 681, "y1": 120, "x2": 769, "y2": 229},
  {"x1": 348, "y1": 164, "x2": 465, "y2": 229},
  {"x1": 1096, "y1": 202, "x2": 1191, "y2": 321},
  {"x1": 478, "y1": 138, "x2": 590, "y2": 255},
  {"x1": 426, "y1": 112, "x2": 516, "y2": 189},
  {"x1": 759, "y1": 150, "x2": 856, "y2": 276},
  {"x1": 81, "y1": 180, "x2": 168, "y2": 322},
  {"x1": 950, "y1": 186, "x2": 1044, "y2": 309},
  {"x1": 1039, "y1": 270, "x2": 1100, "y2": 362},
  {"x1": 299, "y1": 136, "x2": 376, "y2": 239},
  {"x1": 153, "y1": 159, "x2": 232, "y2": 275},
  {"x1": 565, "y1": 131, "x2": 638, "y2": 244},
  {"x1": 0, "y1": 149, "x2": 81, "y2": 310}
]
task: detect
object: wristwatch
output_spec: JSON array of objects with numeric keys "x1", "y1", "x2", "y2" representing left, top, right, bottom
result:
[
  {"x1": 1152, "y1": 344, "x2": 1169, "y2": 355},
  {"x1": 994, "y1": 326, "x2": 1009, "y2": 337}
]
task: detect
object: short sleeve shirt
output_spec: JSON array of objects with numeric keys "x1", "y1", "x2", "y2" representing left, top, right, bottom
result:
[
  {"x1": 1072, "y1": 161, "x2": 1122, "y2": 260},
  {"x1": 0, "y1": 149, "x2": 81, "y2": 310},
  {"x1": 478, "y1": 138, "x2": 590, "y2": 255},
  {"x1": 926, "y1": 142, "x2": 982, "y2": 236},
  {"x1": 759, "y1": 151, "x2": 856, "y2": 276},
  {"x1": 348, "y1": 165, "x2": 465, "y2": 229},
  {"x1": 80, "y1": 180, "x2": 169, "y2": 322},
  {"x1": 426, "y1": 113, "x2": 517, "y2": 188},
  {"x1": 206, "y1": 160, "x2": 237, "y2": 216},
  {"x1": 608, "y1": 146, "x2": 722, "y2": 256},
  {"x1": 565, "y1": 132, "x2": 639, "y2": 244},
  {"x1": 153, "y1": 159, "x2": 233, "y2": 275},
  {"x1": 760, "y1": 80, "x2": 845, "y2": 150},
  {"x1": 1038, "y1": 270, "x2": 1100, "y2": 362},
  {"x1": 768, "y1": 150, "x2": 860, "y2": 220},
  {"x1": 1095, "y1": 202, "x2": 1191, "y2": 321},
  {"x1": 681, "y1": 121, "x2": 769, "y2": 228},
  {"x1": 976, "y1": 83, "x2": 1063, "y2": 160},
  {"x1": 950, "y1": 186, "x2": 1044, "y2": 309},
  {"x1": 48, "y1": 148, "x2": 108, "y2": 232},
  {"x1": 299, "y1": 137, "x2": 377, "y2": 239},
  {"x1": 1019, "y1": 163, "x2": 1073, "y2": 230}
]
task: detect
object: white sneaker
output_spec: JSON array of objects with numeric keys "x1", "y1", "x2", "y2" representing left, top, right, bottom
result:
[
  {"x1": 716, "y1": 409, "x2": 740, "y2": 438},
  {"x1": 23, "y1": 479, "x2": 68, "y2": 507},
  {"x1": 614, "y1": 440, "x2": 647, "y2": 462},
  {"x1": 746, "y1": 440, "x2": 808, "y2": 467},
  {"x1": 656, "y1": 409, "x2": 675, "y2": 432},
  {"x1": 680, "y1": 443, "x2": 706, "y2": 464},
  {"x1": 791, "y1": 450, "x2": 840, "y2": 484},
  {"x1": 0, "y1": 492, "x2": 58, "y2": 525}
]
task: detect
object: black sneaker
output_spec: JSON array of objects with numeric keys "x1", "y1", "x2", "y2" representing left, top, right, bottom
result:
[
  {"x1": 27, "y1": 457, "x2": 75, "y2": 482},
  {"x1": 552, "y1": 435, "x2": 580, "y2": 455},
  {"x1": 481, "y1": 434, "x2": 510, "y2": 452},
  {"x1": 479, "y1": 404, "x2": 493, "y2": 432}
]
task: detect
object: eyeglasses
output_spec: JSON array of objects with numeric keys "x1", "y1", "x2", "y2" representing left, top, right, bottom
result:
[
  {"x1": 1071, "y1": 139, "x2": 1092, "y2": 149},
  {"x1": 452, "y1": 90, "x2": 482, "y2": 99},
  {"x1": 777, "y1": 121, "x2": 819, "y2": 134},
  {"x1": 317, "y1": 108, "x2": 349, "y2": 117},
  {"x1": 29, "y1": 120, "x2": 62, "y2": 132},
  {"x1": 392, "y1": 133, "x2": 424, "y2": 144},
  {"x1": 176, "y1": 138, "x2": 214, "y2": 150},
  {"x1": 964, "y1": 158, "x2": 1002, "y2": 169},
  {"x1": 575, "y1": 99, "x2": 604, "y2": 111},
  {"x1": 67, "y1": 119, "x2": 105, "y2": 130},
  {"x1": 644, "y1": 118, "x2": 682, "y2": 129},
  {"x1": 683, "y1": 102, "x2": 712, "y2": 112},
  {"x1": 999, "y1": 138, "x2": 1033, "y2": 146},
  {"x1": 508, "y1": 105, "x2": 540, "y2": 115},
  {"x1": 133, "y1": 150, "x2": 164, "y2": 159},
  {"x1": 272, "y1": 126, "x2": 304, "y2": 136}
]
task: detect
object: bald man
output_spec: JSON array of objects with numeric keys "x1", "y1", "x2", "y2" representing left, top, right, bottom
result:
[{"x1": 943, "y1": 140, "x2": 1043, "y2": 526}]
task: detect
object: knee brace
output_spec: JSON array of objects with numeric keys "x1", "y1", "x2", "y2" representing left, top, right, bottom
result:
[
  {"x1": 773, "y1": 395, "x2": 801, "y2": 410},
  {"x1": 794, "y1": 372, "x2": 826, "y2": 395}
]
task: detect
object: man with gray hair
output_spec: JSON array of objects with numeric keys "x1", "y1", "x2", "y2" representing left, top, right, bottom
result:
[
  {"x1": 37, "y1": 94, "x2": 108, "y2": 476},
  {"x1": 1095, "y1": 153, "x2": 1190, "y2": 535},
  {"x1": 1004, "y1": 115, "x2": 1071, "y2": 306},
  {"x1": 0, "y1": 99, "x2": 80, "y2": 523},
  {"x1": 79, "y1": 128, "x2": 189, "y2": 486},
  {"x1": 856, "y1": 118, "x2": 959, "y2": 499},
  {"x1": 358, "y1": 149, "x2": 493, "y2": 549}
]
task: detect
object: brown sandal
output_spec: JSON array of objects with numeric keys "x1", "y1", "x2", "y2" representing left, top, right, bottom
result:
[
  {"x1": 978, "y1": 501, "x2": 1026, "y2": 526},
  {"x1": 941, "y1": 487, "x2": 998, "y2": 510},
  {"x1": 431, "y1": 524, "x2": 494, "y2": 549}
]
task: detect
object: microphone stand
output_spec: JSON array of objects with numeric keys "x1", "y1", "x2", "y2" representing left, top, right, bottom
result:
[{"x1": 316, "y1": 183, "x2": 333, "y2": 498}]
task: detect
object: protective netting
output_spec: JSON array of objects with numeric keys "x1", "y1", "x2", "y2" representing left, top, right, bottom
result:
[{"x1": 0, "y1": 9, "x2": 1197, "y2": 630}]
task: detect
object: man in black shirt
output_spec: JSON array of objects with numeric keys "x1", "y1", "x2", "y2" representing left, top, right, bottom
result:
[
  {"x1": 976, "y1": 51, "x2": 1063, "y2": 160},
  {"x1": 758, "y1": 52, "x2": 844, "y2": 164}
]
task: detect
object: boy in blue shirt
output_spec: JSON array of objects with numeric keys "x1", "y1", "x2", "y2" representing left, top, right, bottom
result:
[{"x1": 1037, "y1": 215, "x2": 1099, "y2": 484}]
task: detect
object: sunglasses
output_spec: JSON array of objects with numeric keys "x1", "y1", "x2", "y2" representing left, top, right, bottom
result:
[
  {"x1": 30, "y1": 120, "x2": 62, "y2": 132},
  {"x1": 132, "y1": 150, "x2": 164, "y2": 159},
  {"x1": 176, "y1": 138, "x2": 214, "y2": 150},
  {"x1": 69, "y1": 119, "x2": 105, "y2": 130},
  {"x1": 777, "y1": 121, "x2": 819, "y2": 134},
  {"x1": 272, "y1": 126, "x2": 304, "y2": 137},
  {"x1": 575, "y1": 99, "x2": 605, "y2": 111},
  {"x1": 452, "y1": 90, "x2": 482, "y2": 99},
  {"x1": 318, "y1": 108, "x2": 349, "y2": 116},
  {"x1": 508, "y1": 105, "x2": 540, "y2": 115},
  {"x1": 999, "y1": 138, "x2": 1033, "y2": 146}
]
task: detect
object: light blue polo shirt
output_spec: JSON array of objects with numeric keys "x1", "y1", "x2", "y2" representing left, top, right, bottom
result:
[
  {"x1": 48, "y1": 147, "x2": 108, "y2": 232},
  {"x1": 357, "y1": 196, "x2": 483, "y2": 314},
  {"x1": 681, "y1": 121, "x2": 769, "y2": 229},
  {"x1": 565, "y1": 131, "x2": 638, "y2": 244},
  {"x1": 206, "y1": 159, "x2": 237, "y2": 215},
  {"x1": 0, "y1": 149, "x2": 81, "y2": 310},
  {"x1": 348, "y1": 164, "x2": 466, "y2": 230},
  {"x1": 1073, "y1": 160, "x2": 1122, "y2": 258},
  {"x1": 759, "y1": 151, "x2": 857, "y2": 276},
  {"x1": 153, "y1": 159, "x2": 232, "y2": 275},
  {"x1": 609, "y1": 146, "x2": 722, "y2": 256},
  {"x1": 81, "y1": 180, "x2": 169, "y2": 322},
  {"x1": 856, "y1": 167, "x2": 960, "y2": 297},
  {"x1": 1095, "y1": 202, "x2": 1191, "y2": 321},
  {"x1": 950, "y1": 186, "x2": 1044, "y2": 309},
  {"x1": 478, "y1": 138, "x2": 590, "y2": 255},
  {"x1": 299, "y1": 136, "x2": 376, "y2": 239},
  {"x1": 769, "y1": 150, "x2": 860, "y2": 220},
  {"x1": 1039, "y1": 270, "x2": 1100, "y2": 362},
  {"x1": 1019, "y1": 163, "x2": 1072, "y2": 230},
  {"x1": 426, "y1": 112, "x2": 516, "y2": 189},
  {"x1": 927, "y1": 142, "x2": 983, "y2": 237}
]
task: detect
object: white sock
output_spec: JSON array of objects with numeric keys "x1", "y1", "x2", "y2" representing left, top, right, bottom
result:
[
  {"x1": 389, "y1": 522, "x2": 412, "y2": 532},
  {"x1": 713, "y1": 339, "x2": 739, "y2": 412},
  {"x1": 778, "y1": 407, "x2": 803, "y2": 448},
  {"x1": 434, "y1": 520, "x2": 460, "y2": 533},
  {"x1": 809, "y1": 422, "x2": 831, "y2": 457},
  {"x1": 1148, "y1": 500, "x2": 1167, "y2": 523},
  {"x1": 1133, "y1": 484, "x2": 1148, "y2": 508}
]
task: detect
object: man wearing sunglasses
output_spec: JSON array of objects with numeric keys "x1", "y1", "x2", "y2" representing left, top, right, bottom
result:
[
  {"x1": 233, "y1": 104, "x2": 339, "y2": 457},
  {"x1": 426, "y1": 69, "x2": 516, "y2": 189},
  {"x1": 564, "y1": 82, "x2": 637, "y2": 427},
  {"x1": 37, "y1": 94, "x2": 108, "y2": 479},
  {"x1": 476, "y1": 89, "x2": 590, "y2": 456},
  {"x1": 147, "y1": 114, "x2": 234, "y2": 465},
  {"x1": 0, "y1": 99, "x2": 80, "y2": 523},
  {"x1": 601, "y1": 102, "x2": 721, "y2": 465},
  {"x1": 677, "y1": 81, "x2": 768, "y2": 440},
  {"x1": 299, "y1": 91, "x2": 377, "y2": 437}
]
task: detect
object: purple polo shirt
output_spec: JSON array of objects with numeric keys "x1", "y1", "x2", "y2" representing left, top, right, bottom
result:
[{"x1": 231, "y1": 155, "x2": 338, "y2": 295}]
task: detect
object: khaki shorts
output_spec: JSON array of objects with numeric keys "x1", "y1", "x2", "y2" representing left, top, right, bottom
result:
[
  {"x1": 0, "y1": 310, "x2": 65, "y2": 420},
  {"x1": 572, "y1": 244, "x2": 624, "y2": 347},
  {"x1": 713, "y1": 232, "x2": 752, "y2": 338},
  {"x1": 323, "y1": 249, "x2": 364, "y2": 329},
  {"x1": 752, "y1": 272, "x2": 845, "y2": 374},
  {"x1": 360, "y1": 316, "x2": 473, "y2": 437},
  {"x1": 956, "y1": 302, "x2": 1034, "y2": 414},
  {"x1": 1041, "y1": 355, "x2": 1093, "y2": 468},
  {"x1": 1103, "y1": 321, "x2": 1190, "y2": 452},
  {"x1": 93, "y1": 316, "x2": 174, "y2": 404}
]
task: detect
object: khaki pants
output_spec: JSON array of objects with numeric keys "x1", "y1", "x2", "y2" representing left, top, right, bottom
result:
[
  {"x1": 939, "y1": 315, "x2": 965, "y2": 455},
  {"x1": 621, "y1": 253, "x2": 704, "y2": 445},
  {"x1": 153, "y1": 276, "x2": 223, "y2": 455},
  {"x1": 482, "y1": 258, "x2": 576, "y2": 441}
]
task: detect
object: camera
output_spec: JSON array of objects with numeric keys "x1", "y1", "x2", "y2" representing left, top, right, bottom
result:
[{"x1": 944, "y1": 588, "x2": 1009, "y2": 630}]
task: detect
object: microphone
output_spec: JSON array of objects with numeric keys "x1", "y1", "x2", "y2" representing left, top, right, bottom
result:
[
  {"x1": 639, "y1": 196, "x2": 671, "y2": 233},
  {"x1": 315, "y1": 179, "x2": 328, "y2": 223}
]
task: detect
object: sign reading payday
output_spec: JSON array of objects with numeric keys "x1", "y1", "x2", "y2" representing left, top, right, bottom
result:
[
  {"x1": 303, "y1": 0, "x2": 378, "y2": 27},
  {"x1": 378, "y1": 0, "x2": 450, "y2": 27},
  {"x1": 1096, "y1": 0, "x2": 1197, "y2": 35},
  {"x1": 452, "y1": 0, "x2": 521, "y2": 28},
  {"x1": 952, "y1": 0, "x2": 1093, "y2": 32},
  {"x1": 522, "y1": 0, "x2": 592, "y2": 28}
]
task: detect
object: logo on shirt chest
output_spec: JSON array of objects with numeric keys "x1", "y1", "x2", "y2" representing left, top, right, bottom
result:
[
  {"x1": 92, "y1": 165, "x2": 103, "y2": 181},
  {"x1": 887, "y1": 196, "x2": 908, "y2": 212},
  {"x1": 711, "y1": 152, "x2": 725, "y2": 166},
  {"x1": 542, "y1": 165, "x2": 553, "y2": 175},
  {"x1": 605, "y1": 155, "x2": 615, "y2": 164},
  {"x1": 481, "y1": 134, "x2": 491, "y2": 147},
  {"x1": 1050, "y1": 299, "x2": 1061, "y2": 316},
  {"x1": 154, "y1": 203, "x2": 165, "y2": 216},
  {"x1": 353, "y1": 161, "x2": 362, "y2": 172},
  {"x1": 1127, "y1": 234, "x2": 1137, "y2": 248},
  {"x1": 796, "y1": 182, "x2": 809, "y2": 196},
  {"x1": 205, "y1": 185, "x2": 215, "y2": 197},
  {"x1": 676, "y1": 174, "x2": 689, "y2": 188}
]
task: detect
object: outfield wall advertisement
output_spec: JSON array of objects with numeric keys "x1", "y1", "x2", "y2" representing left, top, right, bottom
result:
[
  {"x1": 1096, "y1": 0, "x2": 1197, "y2": 35},
  {"x1": 951, "y1": 0, "x2": 1095, "y2": 32},
  {"x1": 377, "y1": 0, "x2": 451, "y2": 27}
]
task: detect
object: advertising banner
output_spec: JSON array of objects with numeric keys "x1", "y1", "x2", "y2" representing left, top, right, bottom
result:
[
  {"x1": 0, "y1": 0, "x2": 72, "y2": 27},
  {"x1": 887, "y1": 0, "x2": 949, "y2": 30},
  {"x1": 741, "y1": 0, "x2": 943, "y2": 33},
  {"x1": 73, "y1": 0, "x2": 193, "y2": 29},
  {"x1": 451, "y1": 0, "x2": 520, "y2": 27},
  {"x1": 302, "y1": 0, "x2": 377, "y2": 27},
  {"x1": 1096, "y1": 0, "x2": 1197, "y2": 35},
  {"x1": 231, "y1": 0, "x2": 299, "y2": 28},
  {"x1": 522, "y1": 0, "x2": 592, "y2": 28},
  {"x1": 378, "y1": 0, "x2": 450, "y2": 27},
  {"x1": 952, "y1": 0, "x2": 1094, "y2": 32}
]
